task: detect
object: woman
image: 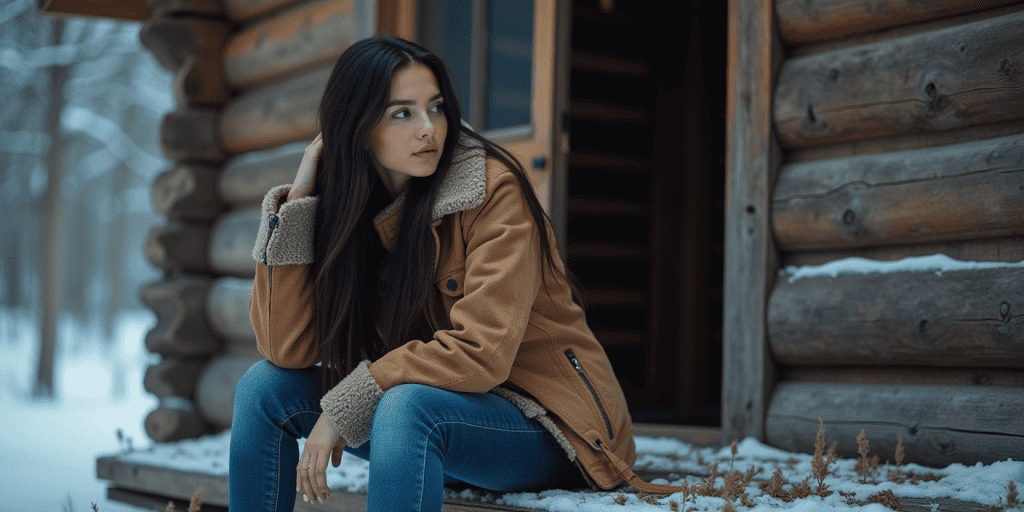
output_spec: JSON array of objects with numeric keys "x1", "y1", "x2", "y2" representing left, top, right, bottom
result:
[{"x1": 230, "y1": 36, "x2": 673, "y2": 512}]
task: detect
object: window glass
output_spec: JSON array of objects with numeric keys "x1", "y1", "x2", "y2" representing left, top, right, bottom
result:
[
  {"x1": 418, "y1": 0, "x2": 533, "y2": 133},
  {"x1": 485, "y1": 0, "x2": 533, "y2": 130}
]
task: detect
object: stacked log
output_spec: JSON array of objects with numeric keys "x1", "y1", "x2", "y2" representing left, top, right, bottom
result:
[
  {"x1": 765, "y1": 1, "x2": 1024, "y2": 466},
  {"x1": 139, "y1": 0, "x2": 373, "y2": 441}
]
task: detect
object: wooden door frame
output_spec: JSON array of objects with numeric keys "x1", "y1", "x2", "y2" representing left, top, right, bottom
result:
[{"x1": 723, "y1": 0, "x2": 781, "y2": 444}]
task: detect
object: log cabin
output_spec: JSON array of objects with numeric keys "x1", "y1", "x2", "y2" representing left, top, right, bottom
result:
[{"x1": 37, "y1": 0, "x2": 1024, "y2": 509}]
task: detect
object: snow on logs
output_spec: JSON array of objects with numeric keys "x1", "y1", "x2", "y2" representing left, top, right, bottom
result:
[
  {"x1": 774, "y1": 10, "x2": 1024, "y2": 148},
  {"x1": 772, "y1": 134, "x2": 1024, "y2": 252},
  {"x1": 774, "y1": 0, "x2": 1020, "y2": 45},
  {"x1": 768, "y1": 267, "x2": 1024, "y2": 368},
  {"x1": 766, "y1": 382, "x2": 1024, "y2": 466}
]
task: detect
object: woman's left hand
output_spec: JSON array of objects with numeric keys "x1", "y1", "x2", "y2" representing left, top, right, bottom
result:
[{"x1": 297, "y1": 412, "x2": 346, "y2": 504}]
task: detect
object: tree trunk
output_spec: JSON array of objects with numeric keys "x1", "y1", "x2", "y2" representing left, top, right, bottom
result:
[{"x1": 35, "y1": 18, "x2": 67, "y2": 399}]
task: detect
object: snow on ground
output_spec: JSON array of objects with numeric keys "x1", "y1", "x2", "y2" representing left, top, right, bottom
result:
[
  {"x1": 2, "y1": 307, "x2": 1022, "y2": 512},
  {"x1": 1, "y1": 309, "x2": 159, "y2": 512},
  {"x1": 779, "y1": 254, "x2": 1024, "y2": 283}
]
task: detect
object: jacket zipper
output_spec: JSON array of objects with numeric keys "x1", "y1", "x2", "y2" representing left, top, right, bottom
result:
[
  {"x1": 565, "y1": 348, "x2": 614, "y2": 441},
  {"x1": 263, "y1": 214, "x2": 278, "y2": 287}
]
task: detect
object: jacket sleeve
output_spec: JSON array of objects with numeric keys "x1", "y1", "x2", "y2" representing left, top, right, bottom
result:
[
  {"x1": 320, "y1": 170, "x2": 543, "y2": 443},
  {"x1": 249, "y1": 184, "x2": 319, "y2": 369}
]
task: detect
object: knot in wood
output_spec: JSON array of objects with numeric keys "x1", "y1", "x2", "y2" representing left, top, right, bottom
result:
[
  {"x1": 842, "y1": 209, "x2": 856, "y2": 226},
  {"x1": 828, "y1": 69, "x2": 839, "y2": 81},
  {"x1": 1000, "y1": 301, "x2": 1010, "y2": 320},
  {"x1": 918, "y1": 319, "x2": 931, "y2": 335}
]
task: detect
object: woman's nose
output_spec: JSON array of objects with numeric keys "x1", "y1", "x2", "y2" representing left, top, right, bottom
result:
[{"x1": 418, "y1": 114, "x2": 434, "y2": 138}]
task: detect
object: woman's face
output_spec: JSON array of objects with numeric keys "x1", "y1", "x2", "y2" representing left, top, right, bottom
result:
[{"x1": 368, "y1": 62, "x2": 448, "y2": 197}]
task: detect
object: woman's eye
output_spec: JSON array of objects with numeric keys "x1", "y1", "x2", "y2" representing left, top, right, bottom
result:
[
  {"x1": 430, "y1": 103, "x2": 443, "y2": 113},
  {"x1": 393, "y1": 109, "x2": 410, "y2": 119}
]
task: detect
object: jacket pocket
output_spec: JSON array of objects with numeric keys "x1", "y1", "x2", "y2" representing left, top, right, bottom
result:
[{"x1": 565, "y1": 348, "x2": 615, "y2": 441}]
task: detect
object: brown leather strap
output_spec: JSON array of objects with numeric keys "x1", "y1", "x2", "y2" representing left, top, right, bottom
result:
[{"x1": 599, "y1": 441, "x2": 684, "y2": 494}]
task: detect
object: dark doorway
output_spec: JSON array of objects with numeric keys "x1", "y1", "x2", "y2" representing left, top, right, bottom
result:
[{"x1": 564, "y1": 0, "x2": 726, "y2": 426}]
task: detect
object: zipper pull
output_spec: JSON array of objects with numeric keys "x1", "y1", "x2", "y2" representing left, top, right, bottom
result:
[
  {"x1": 263, "y1": 214, "x2": 279, "y2": 264},
  {"x1": 565, "y1": 348, "x2": 582, "y2": 372}
]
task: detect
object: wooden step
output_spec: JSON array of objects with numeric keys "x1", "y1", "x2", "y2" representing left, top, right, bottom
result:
[
  {"x1": 571, "y1": 49, "x2": 649, "y2": 77},
  {"x1": 582, "y1": 286, "x2": 646, "y2": 307},
  {"x1": 567, "y1": 241, "x2": 648, "y2": 260},
  {"x1": 570, "y1": 98, "x2": 649, "y2": 124},
  {"x1": 567, "y1": 196, "x2": 647, "y2": 217},
  {"x1": 590, "y1": 328, "x2": 645, "y2": 348},
  {"x1": 568, "y1": 150, "x2": 647, "y2": 172}
]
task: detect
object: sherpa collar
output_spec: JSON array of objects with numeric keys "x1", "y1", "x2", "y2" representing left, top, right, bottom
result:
[{"x1": 372, "y1": 135, "x2": 487, "y2": 245}]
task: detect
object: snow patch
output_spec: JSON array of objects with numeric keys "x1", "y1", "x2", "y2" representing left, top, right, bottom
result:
[{"x1": 779, "y1": 254, "x2": 1024, "y2": 283}]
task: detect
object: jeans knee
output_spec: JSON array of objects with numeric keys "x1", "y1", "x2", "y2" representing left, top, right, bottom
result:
[
  {"x1": 373, "y1": 384, "x2": 442, "y2": 432},
  {"x1": 232, "y1": 360, "x2": 317, "y2": 418}
]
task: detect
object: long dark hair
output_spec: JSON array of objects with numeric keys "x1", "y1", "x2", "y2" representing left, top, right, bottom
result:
[{"x1": 310, "y1": 36, "x2": 574, "y2": 390}]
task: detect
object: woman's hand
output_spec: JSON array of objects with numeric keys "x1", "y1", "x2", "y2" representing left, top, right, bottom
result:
[
  {"x1": 297, "y1": 411, "x2": 346, "y2": 504},
  {"x1": 287, "y1": 132, "x2": 323, "y2": 202}
]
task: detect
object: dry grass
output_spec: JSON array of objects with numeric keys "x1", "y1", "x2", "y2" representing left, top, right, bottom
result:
[{"x1": 868, "y1": 489, "x2": 904, "y2": 511}]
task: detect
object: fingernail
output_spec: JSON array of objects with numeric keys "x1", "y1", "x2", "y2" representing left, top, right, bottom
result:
[
  {"x1": 318, "y1": 496, "x2": 325, "y2": 504},
  {"x1": 297, "y1": 485, "x2": 301, "y2": 492},
  {"x1": 303, "y1": 494, "x2": 309, "y2": 502}
]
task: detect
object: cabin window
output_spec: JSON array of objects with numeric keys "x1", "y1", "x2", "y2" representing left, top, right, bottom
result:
[{"x1": 417, "y1": 0, "x2": 534, "y2": 137}]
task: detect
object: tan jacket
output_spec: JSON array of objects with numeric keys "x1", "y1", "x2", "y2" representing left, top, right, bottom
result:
[{"x1": 249, "y1": 138, "x2": 639, "y2": 490}]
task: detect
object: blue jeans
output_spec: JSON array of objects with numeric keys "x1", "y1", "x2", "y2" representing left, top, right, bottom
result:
[{"x1": 229, "y1": 360, "x2": 585, "y2": 511}]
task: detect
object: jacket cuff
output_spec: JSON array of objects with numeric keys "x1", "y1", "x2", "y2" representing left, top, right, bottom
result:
[
  {"x1": 319, "y1": 361, "x2": 383, "y2": 448},
  {"x1": 251, "y1": 184, "x2": 318, "y2": 266}
]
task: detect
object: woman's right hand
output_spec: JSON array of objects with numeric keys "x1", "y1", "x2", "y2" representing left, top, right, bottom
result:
[{"x1": 287, "y1": 132, "x2": 323, "y2": 202}]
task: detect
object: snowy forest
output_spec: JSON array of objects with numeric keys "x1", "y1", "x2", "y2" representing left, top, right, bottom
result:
[{"x1": 1, "y1": 0, "x2": 172, "y2": 399}]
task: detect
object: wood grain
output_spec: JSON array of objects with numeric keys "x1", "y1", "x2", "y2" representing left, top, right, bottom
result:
[
  {"x1": 224, "y1": 0, "x2": 298, "y2": 21},
  {"x1": 723, "y1": 0, "x2": 780, "y2": 443},
  {"x1": 218, "y1": 64, "x2": 331, "y2": 154},
  {"x1": 775, "y1": 0, "x2": 1019, "y2": 45},
  {"x1": 139, "y1": 277, "x2": 221, "y2": 356},
  {"x1": 206, "y1": 276, "x2": 256, "y2": 342},
  {"x1": 161, "y1": 109, "x2": 226, "y2": 161},
  {"x1": 196, "y1": 354, "x2": 263, "y2": 428},
  {"x1": 144, "y1": 398, "x2": 207, "y2": 442},
  {"x1": 144, "y1": 357, "x2": 205, "y2": 398},
  {"x1": 144, "y1": 221, "x2": 211, "y2": 273},
  {"x1": 224, "y1": 0, "x2": 355, "y2": 89},
  {"x1": 774, "y1": 11, "x2": 1024, "y2": 148},
  {"x1": 208, "y1": 206, "x2": 261, "y2": 276},
  {"x1": 140, "y1": 17, "x2": 229, "y2": 106},
  {"x1": 773, "y1": 134, "x2": 1024, "y2": 251},
  {"x1": 152, "y1": 163, "x2": 225, "y2": 220},
  {"x1": 217, "y1": 141, "x2": 304, "y2": 207},
  {"x1": 766, "y1": 381, "x2": 1024, "y2": 467},
  {"x1": 782, "y1": 366, "x2": 1024, "y2": 388},
  {"x1": 768, "y1": 267, "x2": 1024, "y2": 368}
]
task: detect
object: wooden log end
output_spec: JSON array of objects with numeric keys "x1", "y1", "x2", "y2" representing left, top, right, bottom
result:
[
  {"x1": 144, "y1": 221, "x2": 212, "y2": 273},
  {"x1": 145, "y1": 397, "x2": 207, "y2": 442},
  {"x1": 195, "y1": 355, "x2": 263, "y2": 428},
  {"x1": 161, "y1": 109, "x2": 227, "y2": 162},
  {"x1": 144, "y1": 357, "x2": 206, "y2": 398},
  {"x1": 152, "y1": 164, "x2": 225, "y2": 220},
  {"x1": 139, "y1": 277, "x2": 222, "y2": 356}
]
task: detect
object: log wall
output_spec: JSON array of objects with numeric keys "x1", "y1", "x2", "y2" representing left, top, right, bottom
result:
[
  {"x1": 765, "y1": 0, "x2": 1024, "y2": 466},
  {"x1": 138, "y1": 0, "x2": 374, "y2": 442}
]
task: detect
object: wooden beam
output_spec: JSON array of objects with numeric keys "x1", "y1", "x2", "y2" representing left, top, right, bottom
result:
[
  {"x1": 37, "y1": 0, "x2": 149, "y2": 21},
  {"x1": 766, "y1": 381, "x2": 1024, "y2": 467},
  {"x1": 772, "y1": 134, "x2": 1024, "y2": 252},
  {"x1": 224, "y1": 0, "x2": 300, "y2": 21},
  {"x1": 219, "y1": 64, "x2": 331, "y2": 154},
  {"x1": 206, "y1": 277, "x2": 256, "y2": 342},
  {"x1": 144, "y1": 221, "x2": 211, "y2": 274},
  {"x1": 208, "y1": 207, "x2": 261, "y2": 276},
  {"x1": 161, "y1": 109, "x2": 226, "y2": 162},
  {"x1": 217, "y1": 141, "x2": 304, "y2": 207},
  {"x1": 152, "y1": 163, "x2": 225, "y2": 221},
  {"x1": 145, "y1": 398, "x2": 207, "y2": 442},
  {"x1": 140, "y1": 17, "x2": 230, "y2": 107},
  {"x1": 723, "y1": 0, "x2": 780, "y2": 443},
  {"x1": 768, "y1": 267, "x2": 1024, "y2": 368},
  {"x1": 144, "y1": 357, "x2": 205, "y2": 398},
  {"x1": 774, "y1": 10, "x2": 1024, "y2": 148},
  {"x1": 782, "y1": 236, "x2": 1024, "y2": 268},
  {"x1": 140, "y1": 277, "x2": 222, "y2": 356},
  {"x1": 224, "y1": 0, "x2": 356, "y2": 90},
  {"x1": 782, "y1": 366, "x2": 1024, "y2": 388},
  {"x1": 775, "y1": 0, "x2": 1019, "y2": 46}
]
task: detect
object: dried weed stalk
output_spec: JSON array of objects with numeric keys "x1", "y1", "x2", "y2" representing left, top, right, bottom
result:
[
  {"x1": 758, "y1": 468, "x2": 792, "y2": 502},
  {"x1": 669, "y1": 501, "x2": 680, "y2": 512},
  {"x1": 1008, "y1": 481, "x2": 1019, "y2": 508},
  {"x1": 867, "y1": 489, "x2": 904, "y2": 511},
  {"x1": 188, "y1": 487, "x2": 203, "y2": 512},
  {"x1": 790, "y1": 477, "x2": 812, "y2": 499},
  {"x1": 811, "y1": 417, "x2": 837, "y2": 497},
  {"x1": 613, "y1": 492, "x2": 627, "y2": 505},
  {"x1": 720, "y1": 501, "x2": 737, "y2": 512},
  {"x1": 855, "y1": 429, "x2": 873, "y2": 483}
]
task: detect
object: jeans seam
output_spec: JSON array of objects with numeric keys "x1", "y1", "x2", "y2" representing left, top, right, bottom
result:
[
  {"x1": 418, "y1": 421, "x2": 548, "y2": 511},
  {"x1": 274, "y1": 409, "x2": 320, "y2": 512}
]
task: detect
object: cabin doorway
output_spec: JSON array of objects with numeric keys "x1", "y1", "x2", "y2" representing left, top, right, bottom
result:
[{"x1": 563, "y1": 0, "x2": 727, "y2": 426}]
